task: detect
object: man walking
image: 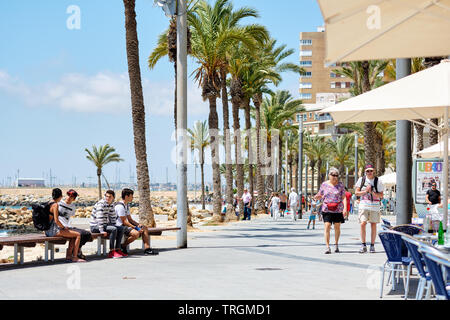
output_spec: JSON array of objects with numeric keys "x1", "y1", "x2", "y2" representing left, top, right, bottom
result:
[
  {"x1": 355, "y1": 164, "x2": 384, "y2": 253},
  {"x1": 241, "y1": 189, "x2": 252, "y2": 221},
  {"x1": 288, "y1": 188, "x2": 300, "y2": 221}
]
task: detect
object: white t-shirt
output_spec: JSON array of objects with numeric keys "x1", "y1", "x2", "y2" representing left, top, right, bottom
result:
[
  {"x1": 289, "y1": 192, "x2": 299, "y2": 206},
  {"x1": 58, "y1": 200, "x2": 76, "y2": 228},
  {"x1": 115, "y1": 202, "x2": 130, "y2": 227},
  {"x1": 270, "y1": 197, "x2": 280, "y2": 209},
  {"x1": 356, "y1": 177, "x2": 385, "y2": 211},
  {"x1": 242, "y1": 192, "x2": 252, "y2": 204}
]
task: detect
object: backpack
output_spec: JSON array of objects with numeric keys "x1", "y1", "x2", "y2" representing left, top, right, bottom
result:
[
  {"x1": 356, "y1": 176, "x2": 379, "y2": 200},
  {"x1": 31, "y1": 201, "x2": 54, "y2": 231}
]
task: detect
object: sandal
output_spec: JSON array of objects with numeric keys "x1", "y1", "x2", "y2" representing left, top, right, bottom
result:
[{"x1": 72, "y1": 257, "x2": 86, "y2": 263}]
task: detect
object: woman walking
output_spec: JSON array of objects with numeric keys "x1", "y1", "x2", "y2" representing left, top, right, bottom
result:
[
  {"x1": 269, "y1": 192, "x2": 281, "y2": 221},
  {"x1": 314, "y1": 168, "x2": 347, "y2": 254},
  {"x1": 46, "y1": 188, "x2": 86, "y2": 262}
]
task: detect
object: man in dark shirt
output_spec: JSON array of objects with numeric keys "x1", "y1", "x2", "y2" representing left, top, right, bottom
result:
[{"x1": 426, "y1": 182, "x2": 441, "y2": 205}]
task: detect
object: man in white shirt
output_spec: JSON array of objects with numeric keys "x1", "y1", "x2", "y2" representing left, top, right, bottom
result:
[
  {"x1": 355, "y1": 164, "x2": 384, "y2": 253},
  {"x1": 241, "y1": 189, "x2": 252, "y2": 221},
  {"x1": 288, "y1": 188, "x2": 300, "y2": 221},
  {"x1": 115, "y1": 188, "x2": 158, "y2": 256}
]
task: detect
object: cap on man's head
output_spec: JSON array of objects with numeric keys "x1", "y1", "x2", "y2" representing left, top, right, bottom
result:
[{"x1": 365, "y1": 164, "x2": 375, "y2": 172}]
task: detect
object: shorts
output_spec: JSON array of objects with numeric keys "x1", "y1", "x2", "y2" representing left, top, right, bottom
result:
[
  {"x1": 358, "y1": 208, "x2": 381, "y2": 224},
  {"x1": 123, "y1": 226, "x2": 134, "y2": 236},
  {"x1": 322, "y1": 212, "x2": 345, "y2": 224},
  {"x1": 280, "y1": 202, "x2": 286, "y2": 210},
  {"x1": 309, "y1": 214, "x2": 316, "y2": 221}
]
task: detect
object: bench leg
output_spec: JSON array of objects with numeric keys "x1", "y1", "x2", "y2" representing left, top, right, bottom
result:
[
  {"x1": 97, "y1": 238, "x2": 101, "y2": 256},
  {"x1": 50, "y1": 243, "x2": 55, "y2": 261},
  {"x1": 102, "y1": 238, "x2": 107, "y2": 256},
  {"x1": 20, "y1": 246, "x2": 24, "y2": 265},
  {"x1": 14, "y1": 243, "x2": 18, "y2": 265},
  {"x1": 45, "y1": 241, "x2": 49, "y2": 262}
]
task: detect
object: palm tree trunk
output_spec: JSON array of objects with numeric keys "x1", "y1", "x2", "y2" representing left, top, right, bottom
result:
[
  {"x1": 310, "y1": 163, "x2": 315, "y2": 195},
  {"x1": 289, "y1": 161, "x2": 293, "y2": 191},
  {"x1": 97, "y1": 169, "x2": 102, "y2": 200},
  {"x1": 244, "y1": 99, "x2": 255, "y2": 215},
  {"x1": 415, "y1": 122, "x2": 424, "y2": 152},
  {"x1": 231, "y1": 78, "x2": 244, "y2": 219},
  {"x1": 123, "y1": 0, "x2": 155, "y2": 227},
  {"x1": 279, "y1": 135, "x2": 283, "y2": 192},
  {"x1": 361, "y1": 61, "x2": 377, "y2": 168},
  {"x1": 317, "y1": 159, "x2": 322, "y2": 190},
  {"x1": 253, "y1": 94, "x2": 266, "y2": 214},
  {"x1": 429, "y1": 118, "x2": 439, "y2": 146},
  {"x1": 266, "y1": 138, "x2": 273, "y2": 195},
  {"x1": 201, "y1": 160, "x2": 205, "y2": 210},
  {"x1": 295, "y1": 153, "x2": 299, "y2": 192},
  {"x1": 220, "y1": 70, "x2": 234, "y2": 221},
  {"x1": 208, "y1": 95, "x2": 222, "y2": 220}
]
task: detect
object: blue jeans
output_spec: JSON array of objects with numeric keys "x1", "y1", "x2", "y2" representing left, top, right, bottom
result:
[
  {"x1": 243, "y1": 205, "x2": 251, "y2": 220},
  {"x1": 91, "y1": 225, "x2": 124, "y2": 250}
]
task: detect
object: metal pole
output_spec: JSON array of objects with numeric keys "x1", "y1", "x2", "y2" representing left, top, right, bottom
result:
[
  {"x1": 345, "y1": 167, "x2": 349, "y2": 188},
  {"x1": 354, "y1": 134, "x2": 358, "y2": 187},
  {"x1": 285, "y1": 132, "x2": 288, "y2": 192},
  {"x1": 274, "y1": 145, "x2": 278, "y2": 191},
  {"x1": 443, "y1": 107, "x2": 449, "y2": 229},
  {"x1": 299, "y1": 116, "x2": 304, "y2": 214},
  {"x1": 305, "y1": 155, "x2": 308, "y2": 211},
  {"x1": 176, "y1": 0, "x2": 188, "y2": 248},
  {"x1": 396, "y1": 58, "x2": 412, "y2": 225}
]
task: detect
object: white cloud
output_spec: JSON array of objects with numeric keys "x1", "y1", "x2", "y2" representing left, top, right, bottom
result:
[{"x1": 0, "y1": 70, "x2": 209, "y2": 116}]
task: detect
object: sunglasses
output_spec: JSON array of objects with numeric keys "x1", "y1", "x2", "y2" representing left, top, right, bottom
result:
[
  {"x1": 366, "y1": 170, "x2": 374, "y2": 173},
  {"x1": 330, "y1": 174, "x2": 339, "y2": 177}
]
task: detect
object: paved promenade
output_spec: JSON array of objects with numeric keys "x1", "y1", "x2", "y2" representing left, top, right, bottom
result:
[{"x1": 0, "y1": 214, "x2": 410, "y2": 300}]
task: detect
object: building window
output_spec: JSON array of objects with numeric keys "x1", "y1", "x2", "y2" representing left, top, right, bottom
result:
[
  {"x1": 300, "y1": 60, "x2": 312, "y2": 67},
  {"x1": 300, "y1": 82, "x2": 312, "y2": 89},
  {"x1": 300, "y1": 50, "x2": 312, "y2": 57},
  {"x1": 309, "y1": 112, "x2": 313, "y2": 119},
  {"x1": 300, "y1": 39, "x2": 312, "y2": 46},
  {"x1": 300, "y1": 72, "x2": 312, "y2": 78},
  {"x1": 341, "y1": 82, "x2": 346, "y2": 89},
  {"x1": 296, "y1": 114, "x2": 301, "y2": 122},
  {"x1": 299, "y1": 93, "x2": 312, "y2": 100},
  {"x1": 330, "y1": 82, "x2": 336, "y2": 89}
]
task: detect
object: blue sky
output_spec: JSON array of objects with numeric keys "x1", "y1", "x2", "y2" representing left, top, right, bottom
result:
[{"x1": 0, "y1": 0, "x2": 324, "y2": 187}]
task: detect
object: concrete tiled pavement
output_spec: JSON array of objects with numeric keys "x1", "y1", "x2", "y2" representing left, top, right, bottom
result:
[{"x1": 0, "y1": 214, "x2": 417, "y2": 300}]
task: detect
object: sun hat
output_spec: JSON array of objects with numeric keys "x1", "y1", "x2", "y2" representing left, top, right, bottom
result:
[{"x1": 365, "y1": 164, "x2": 375, "y2": 172}]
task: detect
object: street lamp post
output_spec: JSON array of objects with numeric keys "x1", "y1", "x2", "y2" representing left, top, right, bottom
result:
[
  {"x1": 298, "y1": 115, "x2": 304, "y2": 215},
  {"x1": 354, "y1": 134, "x2": 358, "y2": 187}
]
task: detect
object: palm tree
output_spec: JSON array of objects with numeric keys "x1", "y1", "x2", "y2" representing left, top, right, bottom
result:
[
  {"x1": 188, "y1": 0, "x2": 259, "y2": 220},
  {"x1": 327, "y1": 134, "x2": 354, "y2": 177},
  {"x1": 260, "y1": 90, "x2": 304, "y2": 193},
  {"x1": 188, "y1": 121, "x2": 210, "y2": 211},
  {"x1": 123, "y1": 0, "x2": 155, "y2": 227},
  {"x1": 385, "y1": 58, "x2": 426, "y2": 152},
  {"x1": 303, "y1": 133, "x2": 318, "y2": 194},
  {"x1": 334, "y1": 60, "x2": 388, "y2": 167},
  {"x1": 216, "y1": 1, "x2": 268, "y2": 221},
  {"x1": 85, "y1": 145, "x2": 123, "y2": 200}
]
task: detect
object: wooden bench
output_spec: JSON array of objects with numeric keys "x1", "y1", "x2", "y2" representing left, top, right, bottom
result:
[
  {"x1": 98, "y1": 227, "x2": 181, "y2": 255},
  {"x1": 0, "y1": 227, "x2": 181, "y2": 264}
]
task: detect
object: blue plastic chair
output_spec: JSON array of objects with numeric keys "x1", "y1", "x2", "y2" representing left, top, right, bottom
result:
[
  {"x1": 419, "y1": 246, "x2": 450, "y2": 300},
  {"x1": 392, "y1": 225, "x2": 424, "y2": 256},
  {"x1": 401, "y1": 235, "x2": 433, "y2": 300},
  {"x1": 378, "y1": 230, "x2": 413, "y2": 298},
  {"x1": 382, "y1": 218, "x2": 392, "y2": 227}
]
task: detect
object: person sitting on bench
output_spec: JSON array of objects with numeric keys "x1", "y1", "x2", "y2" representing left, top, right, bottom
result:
[
  {"x1": 46, "y1": 188, "x2": 86, "y2": 263},
  {"x1": 59, "y1": 189, "x2": 92, "y2": 260},
  {"x1": 90, "y1": 190, "x2": 127, "y2": 258},
  {"x1": 115, "y1": 188, "x2": 158, "y2": 256}
]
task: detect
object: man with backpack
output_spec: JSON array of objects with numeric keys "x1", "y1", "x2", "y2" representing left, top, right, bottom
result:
[{"x1": 355, "y1": 164, "x2": 384, "y2": 253}]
